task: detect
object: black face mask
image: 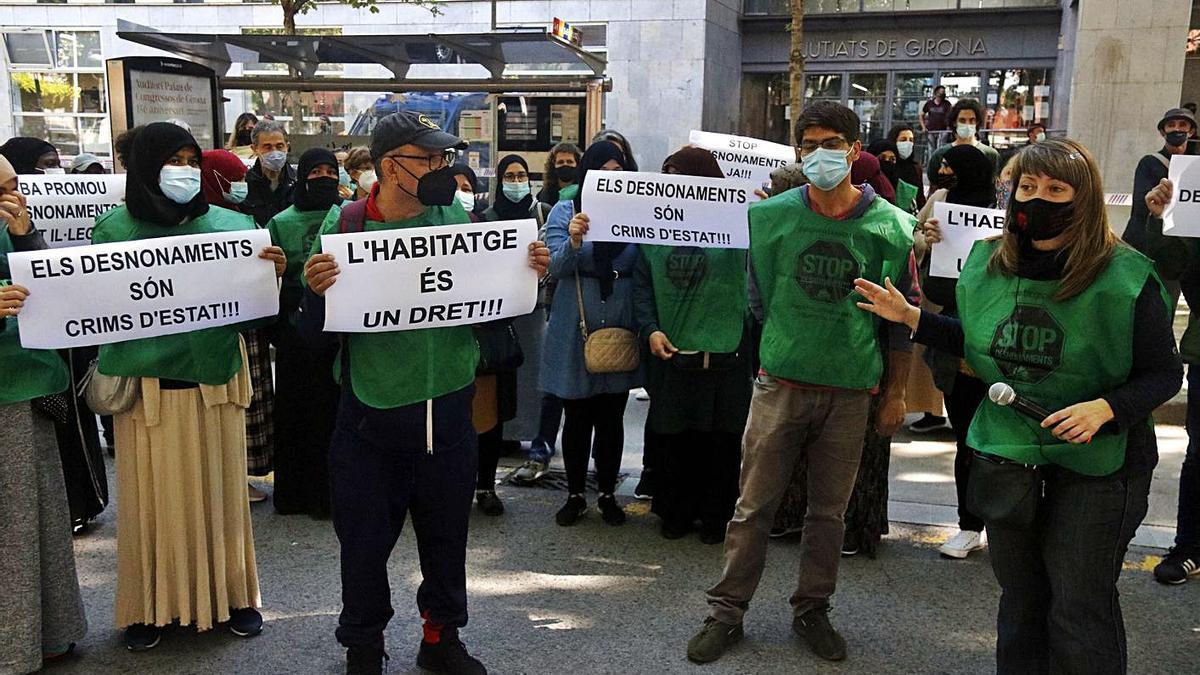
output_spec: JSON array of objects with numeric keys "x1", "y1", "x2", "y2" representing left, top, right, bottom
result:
[
  {"x1": 1009, "y1": 197, "x2": 1074, "y2": 241},
  {"x1": 934, "y1": 173, "x2": 958, "y2": 191},
  {"x1": 308, "y1": 176, "x2": 342, "y2": 206},
  {"x1": 1166, "y1": 130, "x2": 1190, "y2": 148},
  {"x1": 236, "y1": 129, "x2": 253, "y2": 146},
  {"x1": 393, "y1": 160, "x2": 458, "y2": 207},
  {"x1": 555, "y1": 165, "x2": 579, "y2": 184}
]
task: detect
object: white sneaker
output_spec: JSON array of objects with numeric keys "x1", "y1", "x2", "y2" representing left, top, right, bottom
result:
[
  {"x1": 633, "y1": 387, "x2": 650, "y2": 401},
  {"x1": 939, "y1": 529, "x2": 986, "y2": 559}
]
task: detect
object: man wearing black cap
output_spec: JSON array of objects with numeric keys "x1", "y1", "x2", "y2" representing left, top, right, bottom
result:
[
  {"x1": 1124, "y1": 107, "x2": 1196, "y2": 252},
  {"x1": 301, "y1": 111, "x2": 549, "y2": 675}
]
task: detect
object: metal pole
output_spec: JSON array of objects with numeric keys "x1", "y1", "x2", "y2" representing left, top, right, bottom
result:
[{"x1": 491, "y1": 0, "x2": 497, "y2": 30}]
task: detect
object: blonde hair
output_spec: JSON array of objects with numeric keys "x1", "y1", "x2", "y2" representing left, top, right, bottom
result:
[{"x1": 988, "y1": 138, "x2": 1119, "y2": 301}]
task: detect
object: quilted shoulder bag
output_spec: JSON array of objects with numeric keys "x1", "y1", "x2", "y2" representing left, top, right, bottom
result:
[
  {"x1": 80, "y1": 358, "x2": 140, "y2": 416},
  {"x1": 575, "y1": 273, "x2": 639, "y2": 374}
]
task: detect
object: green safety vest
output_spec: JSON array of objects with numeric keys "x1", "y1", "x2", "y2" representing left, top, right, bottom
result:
[
  {"x1": 896, "y1": 180, "x2": 919, "y2": 214},
  {"x1": 268, "y1": 203, "x2": 337, "y2": 315},
  {"x1": 641, "y1": 245, "x2": 747, "y2": 353},
  {"x1": 750, "y1": 190, "x2": 915, "y2": 389},
  {"x1": 0, "y1": 231, "x2": 70, "y2": 405},
  {"x1": 959, "y1": 239, "x2": 1164, "y2": 476},
  {"x1": 307, "y1": 205, "x2": 479, "y2": 409},
  {"x1": 92, "y1": 205, "x2": 257, "y2": 385}
]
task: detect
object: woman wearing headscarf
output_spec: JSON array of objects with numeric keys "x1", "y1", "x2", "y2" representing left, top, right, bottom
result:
[
  {"x1": 0, "y1": 154, "x2": 88, "y2": 673},
  {"x1": 634, "y1": 147, "x2": 752, "y2": 544},
  {"x1": 201, "y1": 149, "x2": 250, "y2": 211},
  {"x1": 90, "y1": 122, "x2": 286, "y2": 650},
  {"x1": 543, "y1": 140, "x2": 642, "y2": 527},
  {"x1": 449, "y1": 163, "x2": 483, "y2": 222},
  {"x1": 265, "y1": 147, "x2": 344, "y2": 518},
  {"x1": 887, "y1": 123, "x2": 927, "y2": 214},
  {"x1": 592, "y1": 129, "x2": 639, "y2": 171},
  {"x1": 914, "y1": 143, "x2": 998, "y2": 560},
  {"x1": 1, "y1": 138, "x2": 107, "y2": 533},
  {"x1": 851, "y1": 150, "x2": 896, "y2": 205},
  {"x1": 0, "y1": 137, "x2": 61, "y2": 174}
]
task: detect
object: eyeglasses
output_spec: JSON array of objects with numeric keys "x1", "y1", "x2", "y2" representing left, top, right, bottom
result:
[
  {"x1": 384, "y1": 148, "x2": 459, "y2": 172},
  {"x1": 503, "y1": 171, "x2": 529, "y2": 182},
  {"x1": 799, "y1": 137, "x2": 849, "y2": 155}
]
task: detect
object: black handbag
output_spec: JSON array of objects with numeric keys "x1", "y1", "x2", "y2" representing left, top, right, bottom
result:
[
  {"x1": 965, "y1": 452, "x2": 1042, "y2": 530},
  {"x1": 474, "y1": 321, "x2": 524, "y2": 375},
  {"x1": 32, "y1": 392, "x2": 70, "y2": 425},
  {"x1": 670, "y1": 349, "x2": 739, "y2": 372}
]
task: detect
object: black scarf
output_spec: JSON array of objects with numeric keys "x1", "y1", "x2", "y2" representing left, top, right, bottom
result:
[
  {"x1": 1016, "y1": 238, "x2": 1068, "y2": 280},
  {"x1": 492, "y1": 154, "x2": 533, "y2": 220},
  {"x1": 943, "y1": 144, "x2": 996, "y2": 208},
  {"x1": 575, "y1": 141, "x2": 630, "y2": 299},
  {"x1": 293, "y1": 147, "x2": 342, "y2": 212},
  {"x1": 0, "y1": 137, "x2": 57, "y2": 175},
  {"x1": 125, "y1": 122, "x2": 209, "y2": 226},
  {"x1": 867, "y1": 140, "x2": 900, "y2": 186}
]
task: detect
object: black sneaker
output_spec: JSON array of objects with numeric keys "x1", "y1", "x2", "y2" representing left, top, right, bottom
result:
[
  {"x1": 686, "y1": 617, "x2": 744, "y2": 664},
  {"x1": 475, "y1": 490, "x2": 504, "y2": 517},
  {"x1": 416, "y1": 629, "x2": 487, "y2": 675},
  {"x1": 124, "y1": 623, "x2": 161, "y2": 652},
  {"x1": 699, "y1": 525, "x2": 726, "y2": 546},
  {"x1": 597, "y1": 493, "x2": 627, "y2": 526},
  {"x1": 841, "y1": 531, "x2": 860, "y2": 557},
  {"x1": 793, "y1": 607, "x2": 847, "y2": 661},
  {"x1": 556, "y1": 494, "x2": 587, "y2": 526},
  {"x1": 908, "y1": 413, "x2": 950, "y2": 434},
  {"x1": 346, "y1": 643, "x2": 388, "y2": 675},
  {"x1": 661, "y1": 520, "x2": 691, "y2": 540},
  {"x1": 228, "y1": 607, "x2": 263, "y2": 637},
  {"x1": 633, "y1": 472, "x2": 655, "y2": 500},
  {"x1": 1154, "y1": 546, "x2": 1200, "y2": 585}
]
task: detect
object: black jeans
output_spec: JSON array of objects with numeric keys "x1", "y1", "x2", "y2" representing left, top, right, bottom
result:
[
  {"x1": 530, "y1": 392, "x2": 563, "y2": 463},
  {"x1": 1175, "y1": 365, "x2": 1200, "y2": 550},
  {"x1": 561, "y1": 393, "x2": 629, "y2": 495},
  {"x1": 328, "y1": 382, "x2": 477, "y2": 648},
  {"x1": 653, "y1": 429, "x2": 741, "y2": 532},
  {"x1": 946, "y1": 372, "x2": 988, "y2": 532},
  {"x1": 477, "y1": 424, "x2": 503, "y2": 490},
  {"x1": 987, "y1": 468, "x2": 1151, "y2": 675}
]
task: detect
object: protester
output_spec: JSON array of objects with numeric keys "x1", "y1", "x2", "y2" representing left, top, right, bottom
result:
[
  {"x1": 543, "y1": 140, "x2": 642, "y2": 527},
  {"x1": 851, "y1": 150, "x2": 896, "y2": 204},
  {"x1": 450, "y1": 164, "x2": 483, "y2": 220},
  {"x1": 90, "y1": 122, "x2": 286, "y2": 650},
  {"x1": 69, "y1": 153, "x2": 106, "y2": 174},
  {"x1": 920, "y1": 85, "x2": 952, "y2": 146},
  {"x1": 536, "y1": 142, "x2": 582, "y2": 207},
  {"x1": 0, "y1": 137, "x2": 61, "y2": 174},
  {"x1": 201, "y1": 149, "x2": 250, "y2": 211},
  {"x1": 0, "y1": 153, "x2": 88, "y2": 673},
  {"x1": 227, "y1": 112, "x2": 259, "y2": 160},
  {"x1": 592, "y1": 129, "x2": 639, "y2": 171},
  {"x1": 886, "y1": 123, "x2": 927, "y2": 213},
  {"x1": 1026, "y1": 122, "x2": 1047, "y2": 145},
  {"x1": 243, "y1": 120, "x2": 296, "y2": 226},
  {"x1": 688, "y1": 102, "x2": 914, "y2": 665},
  {"x1": 633, "y1": 147, "x2": 751, "y2": 544},
  {"x1": 1124, "y1": 108, "x2": 1196, "y2": 253},
  {"x1": 345, "y1": 147, "x2": 376, "y2": 200},
  {"x1": 484, "y1": 155, "x2": 537, "y2": 222},
  {"x1": 926, "y1": 98, "x2": 1001, "y2": 184},
  {"x1": 300, "y1": 110, "x2": 550, "y2": 674},
  {"x1": 265, "y1": 148, "x2": 344, "y2": 518},
  {"x1": 913, "y1": 143, "x2": 997, "y2": 559},
  {"x1": 858, "y1": 138, "x2": 1182, "y2": 675}
]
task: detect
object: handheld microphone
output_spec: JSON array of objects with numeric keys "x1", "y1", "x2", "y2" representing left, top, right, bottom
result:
[{"x1": 988, "y1": 382, "x2": 1053, "y2": 423}]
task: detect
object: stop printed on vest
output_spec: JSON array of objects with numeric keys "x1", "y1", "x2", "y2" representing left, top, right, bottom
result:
[
  {"x1": 582, "y1": 171, "x2": 756, "y2": 250},
  {"x1": 929, "y1": 201, "x2": 1007, "y2": 279},
  {"x1": 1162, "y1": 155, "x2": 1200, "y2": 236},
  {"x1": 688, "y1": 130, "x2": 796, "y2": 186}
]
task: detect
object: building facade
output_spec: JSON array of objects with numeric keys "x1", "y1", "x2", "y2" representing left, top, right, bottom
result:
[{"x1": 0, "y1": 0, "x2": 1189, "y2": 194}]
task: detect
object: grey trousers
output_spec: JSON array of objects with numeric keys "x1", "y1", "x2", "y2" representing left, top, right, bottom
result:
[
  {"x1": 0, "y1": 402, "x2": 87, "y2": 674},
  {"x1": 707, "y1": 377, "x2": 870, "y2": 625}
]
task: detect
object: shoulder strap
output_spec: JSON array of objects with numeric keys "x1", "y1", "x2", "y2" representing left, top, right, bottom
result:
[
  {"x1": 1149, "y1": 153, "x2": 1170, "y2": 170},
  {"x1": 338, "y1": 198, "x2": 369, "y2": 234},
  {"x1": 534, "y1": 201, "x2": 551, "y2": 229},
  {"x1": 575, "y1": 272, "x2": 589, "y2": 340}
]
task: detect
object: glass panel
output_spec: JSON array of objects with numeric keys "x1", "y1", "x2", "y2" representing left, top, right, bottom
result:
[
  {"x1": 864, "y1": 0, "x2": 955, "y2": 9},
  {"x1": 805, "y1": 73, "x2": 842, "y2": 102},
  {"x1": 75, "y1": 31, "x2": 103, "y2": 70},
  {"x1": 79, "y1": 117, "x2": 112, "y2": 156},
  {"x1": 54, "y1": 31, "x2": 74, "y2": 68},
  {"x1": 16, "y1": 114, "x2": 79, "y2": 155},
  {"x1": 984, "y1": 68, "x2": 1054, "y2": 150},
  {"x1": 10, "y1": 72, "x2": 76, "y2": 113},
  {"x1": 939, "y1": 71, "x2": 982, "y2": 104},
  {"x1": 892, "y1": 72, "x2": 935, "y2": 160},
  {"x1": 849, "y1": 73, "x2": 888, "y2": 143},
  {"x1": 78, "y1": 73, "x2": 106, "y2": 114},
  {"x1": 808, "y1": 0, "x2": 860, "y2": 12},
  {"x1": 4, "y1": 32, "x2": 53, "y2": 66}
]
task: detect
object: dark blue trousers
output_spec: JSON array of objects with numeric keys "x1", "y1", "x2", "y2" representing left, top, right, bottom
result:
[{"x1": 328, "y1": 380, "x2": 477, "y2": 648}]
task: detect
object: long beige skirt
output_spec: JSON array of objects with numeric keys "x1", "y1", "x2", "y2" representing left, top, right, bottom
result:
[
  {"x1": 906, "y1": 344, "x2": 945, "y2": 416},
  {"x1": 114, "y1": 351, "x2": 261, "y2": 631}
]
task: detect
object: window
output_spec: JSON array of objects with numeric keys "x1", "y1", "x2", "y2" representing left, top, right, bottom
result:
[
  {"x1": 4, "y1": 30, "x2": 110, "y2": 157},
  {"x1": 985, "y1": 68, "x2": 1053, "y2": 149}
]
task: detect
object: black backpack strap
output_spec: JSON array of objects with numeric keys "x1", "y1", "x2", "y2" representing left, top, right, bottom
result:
[{"x1": 338, "y1": 198, "x2": 369, "y2": 234}]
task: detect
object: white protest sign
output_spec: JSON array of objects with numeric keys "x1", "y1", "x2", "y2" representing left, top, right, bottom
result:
[
  {"x1": 20, "y1": 174, "x2": 124, "y2": 248},
  {"x1": 1162, "y1": 155, "x2": 1200, "y2": 237},
  {"x1": 688, "y1": 130, "x2": 796, "y2": 186},
  {"x1": 581, "y1": 170, "x2": 755, "y2": 249},
  {"x1": 8, "y1": 229, "x2": 278, "y2": 349},
  {"x1": 321, "y1": 219, "x2": 538, "y2": 333},
  {"x1": 929, "y1": 201, "x2": 1007, "y2": 279}
]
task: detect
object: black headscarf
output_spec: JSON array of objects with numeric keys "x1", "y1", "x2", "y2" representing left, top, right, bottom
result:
[
  {"x1": 449, "y1": 163, "x2": 480, "y2": 192},
  {"x1": 576, "y1": 141, "x2": 629, "y2": 299},
  {"x1": 942, "y1": 144, "x2": 996, "y2": 208},
  {"x1": 0, "y1": 137, "x2": 58, "y2": 175},
  {"x1": 125, "y1": 122, "x2": 208, "y2": 226},
  {"x1": 867, "y1": 139, "x2": 900, "y2": 185},
  {"x1": 293, "y1": 147, "x2": 342, "y2": 212},
  {"x1": 492, "y1": 154, "x2": 533, "y2": 220}
]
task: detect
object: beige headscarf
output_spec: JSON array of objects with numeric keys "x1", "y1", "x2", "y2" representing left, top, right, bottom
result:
[{"x1": 0, "y1": 155, "x2": 16, "y2": 189}]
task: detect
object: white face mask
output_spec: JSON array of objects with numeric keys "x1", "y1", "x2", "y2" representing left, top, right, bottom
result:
[
  {"x1": 896, "y1": 141, "x2": 914, "y2": 160},
  {"x1": 956, "y1": 123, "x2": 977, "y2": 140},
  {"x1": 1034, "y1": 132, "x2": 1046, "y2": 143},
  {"x1": 357, "y1": 170, "x2": 378, "y2": 193},
  {"x1": 455, "y1": 190, "x2": 475, "y2": 212},
  {"x1": 41, "y1": 167, "x2": 65, "y2": 175},
  {"x1": 159, "y1": 165, "x2": 202, "y2": 205}
]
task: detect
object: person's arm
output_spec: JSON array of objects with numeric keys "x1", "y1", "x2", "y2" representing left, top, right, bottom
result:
[
  {"x1": 878, "y1": 254, "x2": 918, "y2": 435},
  {"x1": 1129, "y1": 156, "x2": 1161, "y2": 229},
  {"x1": 913, "y1": 310, "x2": 965, "y2": 356},
  {"x1": 913, "y1": 165, "x2": 927, "y2": 211},
  {"x1": 919, "y1": 102, "x2": 929, "y2": 132},
  {"x1": 547, "y1": 205, "x2": 588, "y2": 278},
  {"x1": 1101, "y1": 280, "x2": 1185, "y2": 428}
]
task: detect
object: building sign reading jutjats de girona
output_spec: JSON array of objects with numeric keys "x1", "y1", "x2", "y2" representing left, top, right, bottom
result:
[{"x1": 804, "y1": 37, "x2": 988, "y2": 61}]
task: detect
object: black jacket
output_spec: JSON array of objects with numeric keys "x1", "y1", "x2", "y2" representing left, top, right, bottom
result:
[
  {"x1": 1124, "y1": 148, "x2": 1170, "y2": 252},
  {"x1": 242, "y1": 160, "x2": 297, "y2": 227}
]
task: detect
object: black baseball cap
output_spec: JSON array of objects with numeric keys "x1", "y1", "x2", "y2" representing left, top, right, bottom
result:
[
  {"x1": 370, "y1": 111, "x2": 467, "y2": 162},
  {"x1": 1158, "y1": 108, "x2": 1197, "y2": 132}
]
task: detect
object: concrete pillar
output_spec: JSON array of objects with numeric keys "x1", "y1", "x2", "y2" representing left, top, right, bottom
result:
[{"x1": 1064, "y1": 0, "x2": 1191, "y2": 203}]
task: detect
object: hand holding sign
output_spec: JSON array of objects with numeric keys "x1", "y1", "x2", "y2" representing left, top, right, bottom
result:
[
  {"x1": 1, "y1": 284, "x2": 29, "y2": 318},
  {"x1": 0, "y1": 191, "x2": 32, "y2": 235},
  {"x1": 928, "y1": 201, "x2": 1007, "y2": 279},
  {"x1": 568, "y1": 213, "x2": 590, "y2": 250},
  {"x1": 305, "y1": 253, "x2": 339, "y2": 295},
  {"x1": 1163, "y1": 155, "x2": 1200, "y2": 237},
  {"x1": 1146, "y1": 178, "x2": 1171, "y2": 219}
]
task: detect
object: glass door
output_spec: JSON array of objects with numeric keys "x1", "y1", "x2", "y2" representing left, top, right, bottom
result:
[{"x1": 848, "y1": 73, "x2": 889, "y2": 144}]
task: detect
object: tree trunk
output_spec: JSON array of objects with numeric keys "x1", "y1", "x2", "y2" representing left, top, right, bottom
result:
[
  {"x1": 283, "y1": 0, "x2": 297, "y2": 33},
  {"x1": 788, "y1": 0, "x2": 805, "y2": 145}
]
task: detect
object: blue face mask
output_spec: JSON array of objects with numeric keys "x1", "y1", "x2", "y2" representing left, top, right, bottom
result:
[
  {"x1": 159, "y1": 165, "x2": 202, "y2": 204},
  {"x1": 503, "y1": 181, "x2": 531, "y2": 202},
  {"x1": 801, "y1": 148, "x2": 852, "y2": 192},
  {"x1": 338, "y1": 166, "x2": 352, "y2": 186},
  {"x1": 224, "y1": 181, "x2": 249, "y2": 204}
]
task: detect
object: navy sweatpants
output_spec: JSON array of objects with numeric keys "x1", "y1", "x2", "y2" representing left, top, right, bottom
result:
[{"x1": 328, "y1": 380, "x2": 477, "y2": 648}]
